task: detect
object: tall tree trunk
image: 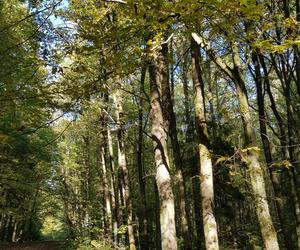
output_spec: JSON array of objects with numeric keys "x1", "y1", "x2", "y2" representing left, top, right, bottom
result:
[
  {"x1": 170, "y1": 37, "x2": 175, "y2": 98},
  {"x1": 182, "y1": 56, "x2": 204, "y2": 249},
  {"x1": 264, "y1": 53, "x2": 300, "y2": 249},
  {"x1": 114, "y1": 87, "x2": 136, "y2": 250},
  {"x1": 296, "y1": 0, "x2": 300, "y2": 95},
  {"x1": 102, "y1": 91, "x2": 120, "y2": 248},
  {"x1": 294, "y1": 44, "x2": 300, "y2": 99},
  {"x1": 136, "y1": 64, "x2": 148, "y2": 250},
  {"x1": 1, "y1": 216, "x2": 8, "y2": 241},
  {"x1": 12, "y1": 220, "x2": 18, "y2": 242},
  {"x1": 182, "y1": 57, "x2": 192, "y2": 141},
  {"x1": 100, "y1": 141, "x2": 112, "y2": 236},
  {"x1": 191, "y1": 32, "x2": 280, "y2": 249},
  {"x1": 155, "y1": 182, "x2": 162, "y2": 250},
  {"x1": 230, "y1": 43, "x2": 279, "y2": 250},
  {"x1": 106, "y1": 102, "x2": 119, "y2": 247},
  {"x1": 148, "y1": 42, "x2": 177, "y2": 250},
  {"x1": 4, "y1": 216, "x2": 12, "y2": 242},
  {"x1": 160, "y1": 42, "x2": 191, "y2": 250},
  {"x1": 191, "y1": 37, "x2": 219, "y2": 250},
  {"x1": 252, "y1": 51, "x2": 298, "y2": 249}
]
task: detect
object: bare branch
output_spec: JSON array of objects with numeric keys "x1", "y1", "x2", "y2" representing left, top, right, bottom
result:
[
  {"x1": 105, "y1": 0, "x2": 127, "y2": 4},
  {"x1": 151, "y1": 33, "x2": 174, "y2": 51}
]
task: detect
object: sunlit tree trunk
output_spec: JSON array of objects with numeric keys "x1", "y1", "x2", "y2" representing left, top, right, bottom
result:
[
  {"x1": 99, "y1": 141, "x2": 112, "y2": 235},
  {"x1": 191, "y1": 37, "x2": 219, "y2": 250},
  {"x1": 160, "y1": 42, "x2": 191, "y2": 250},
  {"x1": 107, "y1": 126, "x2": 119, "y2": 247},
  {"x1": 12, "y1": 220, "x2": 18, "y2": 242},
  {"x1": 253, "y1": 52, "x2": 300, "y2": 249},
  {"x1": 181, "y1": 55, "x2": 204, "y2": 249},
  {"x1": 148, "y1": 42, "x2": 177, "y2": 250},
  {"x1": 192, "y1": 32, "x2": 279, "y2": 249},
  {"x1": 234, "y1": 77, "x2": 279, "y2": 250},
  {"x1": 230, "y1": 44, "x2": 279, "y2": 250},
  {"x1": 114, "y1": 87, "x2": 136, "y2": 250}
]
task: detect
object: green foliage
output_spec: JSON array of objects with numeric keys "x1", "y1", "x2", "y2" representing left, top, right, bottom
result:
[
  {"x1": 0, "y1": 0, "x2": 60, "y2": 242},
  {"x1": 1, "y1": 0, "x2": 299, "y2": 249},
  {"x1": 63, "y1": 236, "x2": 113, "y2": 250}
]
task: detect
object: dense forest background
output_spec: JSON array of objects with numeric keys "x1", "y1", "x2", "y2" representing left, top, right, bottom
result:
[{"x1": 0, "y1": 0, "x2": 300, "y2": 249}]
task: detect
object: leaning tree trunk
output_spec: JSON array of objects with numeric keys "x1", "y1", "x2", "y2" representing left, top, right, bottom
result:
[
  {"x1": 230, "y1": 44, "x2": 279, "y2": 250},
  {"x1": 113, "y1": 87, "x2": 136, "y2": 250},
  {"x1": 147, "y1": 41, "x2": 177, "y2": 250},
  {"x1": 191, "y1": 32, "x2": 280, "y2": 249},
  {"x1": 191, "y1": 37, "x2": 219, "y2": 250}
]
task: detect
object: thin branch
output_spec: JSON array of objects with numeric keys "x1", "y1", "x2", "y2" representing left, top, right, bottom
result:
[
  {"x1": 105, "y1": 0, "x2": 127, "y2": 4},
  {"x1": 0, "y1": 0, "x2": 63, "y2": 33},
  {"x1": 151, "y1": 33, "x2": 174, "y2": 51}
]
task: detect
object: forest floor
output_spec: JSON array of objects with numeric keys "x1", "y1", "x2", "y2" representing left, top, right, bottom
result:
[{"x1": 0, "y1": 241, "x2": 65, "y2": 250}]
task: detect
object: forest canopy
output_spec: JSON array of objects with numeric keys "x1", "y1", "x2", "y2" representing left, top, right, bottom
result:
[{"x1": 0, "y1": 0, "x2": 300, "y2": 250}]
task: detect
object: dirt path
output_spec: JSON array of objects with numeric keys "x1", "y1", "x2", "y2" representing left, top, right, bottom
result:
[{"x1": 0, "y1": 241, "x2": 65, "y2": 250}]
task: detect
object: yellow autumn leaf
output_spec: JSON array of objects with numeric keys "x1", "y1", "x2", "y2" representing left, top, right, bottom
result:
[
  {"x1": 215, "y1": 156, "x2": 230, "y2": 165},
  {"x1": 241, "y1": 146, "x2": 261, "y2": 153}
]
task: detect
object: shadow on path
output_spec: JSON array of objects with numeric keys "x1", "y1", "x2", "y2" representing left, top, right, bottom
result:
[{"x1": 0, "y1": 241, "x2": 65, "y2": 250}]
